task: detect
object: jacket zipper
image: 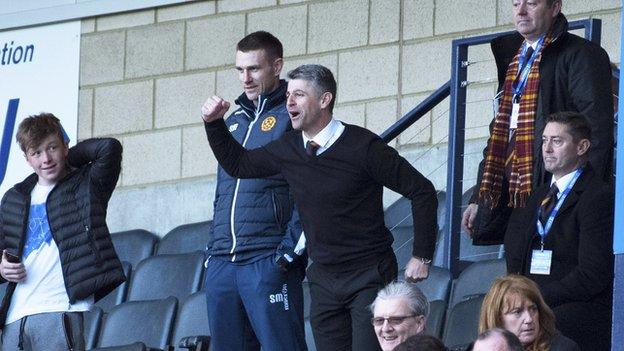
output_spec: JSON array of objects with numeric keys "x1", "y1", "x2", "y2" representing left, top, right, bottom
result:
[{"x1": 229, "y1": 96, "x2": 266, "y2": 262}]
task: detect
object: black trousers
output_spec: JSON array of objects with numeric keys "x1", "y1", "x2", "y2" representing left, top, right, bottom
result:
[
  {"x1": 554, "y1": 301, "x2": 611, "y2": 351},
  {"x1": 307, "y1": 252, "x2": 398, "y2": 351}
]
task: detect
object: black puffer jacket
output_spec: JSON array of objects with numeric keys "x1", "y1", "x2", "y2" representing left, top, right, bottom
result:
[{"x1": 0, "y1": 138, "x2": 126, "y2": 327}]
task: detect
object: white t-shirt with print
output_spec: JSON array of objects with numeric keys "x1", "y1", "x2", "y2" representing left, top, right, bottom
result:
[{"x1": 5, "y1": 183, "x2": 92, "y2": 325}]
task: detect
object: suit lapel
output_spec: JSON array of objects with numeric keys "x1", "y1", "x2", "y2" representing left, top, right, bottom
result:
[{"x1": 554, "y1": 170, "x2": 590, "y2": 217}]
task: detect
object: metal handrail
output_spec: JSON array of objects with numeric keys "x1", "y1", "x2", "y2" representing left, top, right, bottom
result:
[{"x1": 380, "y1": 81, "x2": 451, "y2": 143}]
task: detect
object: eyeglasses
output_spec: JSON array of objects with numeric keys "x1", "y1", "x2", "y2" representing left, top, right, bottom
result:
[{"x1": 371, "y1": 315, "x2": 418, "y2": 327}]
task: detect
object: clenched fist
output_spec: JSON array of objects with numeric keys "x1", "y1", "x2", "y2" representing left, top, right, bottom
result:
[{"x1": 201, "y1": 96, "x2": 231, "y2": 123}]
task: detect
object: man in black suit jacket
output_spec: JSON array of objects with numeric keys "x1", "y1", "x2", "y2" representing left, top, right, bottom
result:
[{"x1": 504, "y1": 111, "x2": 613, "y2": 351}]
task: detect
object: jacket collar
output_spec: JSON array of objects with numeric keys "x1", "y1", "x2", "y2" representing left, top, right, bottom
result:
[
  {"x1": 490, "y1": 14, "x2": 569, "y2": 86},
  {"x1": 13, "y1": 163, "x2": 79, "y2": 196},
  {"x1": 554, "y1": 162, "x2": 592, "y2": 216},
  {"x1": 14, "y1": 173, "x2": 38, "y2": 195},
  {"x1": 235, "y1": 79, "x2": 288, "y2": 119}
]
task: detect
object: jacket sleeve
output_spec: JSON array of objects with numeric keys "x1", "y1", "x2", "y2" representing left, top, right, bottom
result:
[
  {"x1": 204, "y1": 120, "x2": 281, "y2": 179},
  {"x1": 66, "y1": 138, "x2": 122, "y2": 203},
  {"x1": 366, "y1": 139, "x2": 438, "y2": 261},
  {"x1": 566, "y1": 44, "x2": 614, "y2": 180},
  {"x1": 540, "y1": 185, "x2": 614, "y2": 307},
  {"x1": 503, "y1": 198, "x2": 536, "y2": 274}
]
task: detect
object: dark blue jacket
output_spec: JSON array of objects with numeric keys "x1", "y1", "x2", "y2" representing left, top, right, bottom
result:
[{"x1": 207, "y1": 80, "x2": 304, "y2": 264}]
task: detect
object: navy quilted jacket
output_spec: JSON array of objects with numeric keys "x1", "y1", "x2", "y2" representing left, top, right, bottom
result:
[{"x1": 208, "y1": 80, "x2": 304, "y2": 263}]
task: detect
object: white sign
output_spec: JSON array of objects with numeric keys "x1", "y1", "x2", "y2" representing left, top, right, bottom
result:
[{"x1": 0, "y1": 21, "x2": 80, "y2": 197}]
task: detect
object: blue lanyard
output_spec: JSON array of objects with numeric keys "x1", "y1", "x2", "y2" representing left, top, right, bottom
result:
[
  {"x1": 536, "y1": 168, "x2": 583, "y2": 248},
  {"x1": 512, "y1": 37, "x2": 544, "y2": 101}
]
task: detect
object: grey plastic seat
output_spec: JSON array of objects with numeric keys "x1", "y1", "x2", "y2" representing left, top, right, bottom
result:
[
  {"x1": 424, "y1": 299, "x2": 446, "y2": 339},
  {"x1": 84, "y1": 306, "x2": 104, "y2": 349},
  {"x1": 305, "y1": 318, "x2": 316, "y2": 351},
  {"x1": 127, "y1": 252, "x2": 204, "y2": 302},
  {"x1": 157, "y1": 221, "x2": 212, "y2": 255},
  {"x1": 303, "y1": 280, "x2": 311, "y2": 320},
  {"x1": 442, "y1": 295, "x2": 484, "y2": 349},
  {"x1": 96, "y1": 261, "x2": 132, "y2": 312},
  {"x1": 92, "y1": 342, "x2": 146, "y2": 351},
  {"x1": 96, "y1": 297, "x2": 178, "y2": 350},
  {"x1": 448, "y1": 259, "x2": 506, "y2": 309},
  {"x1": 110, "y1": 229, "x2": 159, "y2": 268},
  {"x1": 171, "y1": 292, "x2": 211, "y2": 351},
  {"x1": 397, "y1": 265, "x2": 452, "y2": 304}
]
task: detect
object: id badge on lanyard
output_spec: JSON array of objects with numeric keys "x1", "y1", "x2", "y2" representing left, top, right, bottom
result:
[{"x1": 532, "y1": 168, "x2": 583, "y2": 275}]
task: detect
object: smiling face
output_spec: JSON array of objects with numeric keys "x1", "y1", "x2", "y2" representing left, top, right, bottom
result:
[
  {"x1": 372, "y1": 297, "x2": 426, "y2": 351},
  {"x1": 542, "y1": 121, "x2": 589, "y2": 179},
  {"x1": 512, "y1": 0, "x2": 561, "y2": 43},
  {"x1": 286, "y1": 78, "x2": 332, "y2": 138},
  {"x1": 25, "y1": 133, "x2": 68, "y2": 186},
  {"x1": 235, "y1": 49, "x2": 282, "y2": 103},
  {"x1": 502, "y1": 293, "x2": 540, "y2": 346}
]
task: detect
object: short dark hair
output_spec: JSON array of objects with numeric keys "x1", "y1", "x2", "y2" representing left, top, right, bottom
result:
[
  {"x1": 545, "y1": 111, "x2": 591, "y2": 143},
  {"x1": 16, "y1": 113, "x2": 65, "y2": 153},
  {"x1": 393, "y1": 334, "x2": 448, "y2": 351},
  {"x1": 287, "y1": 64, "x2": 337, "y2": 113},
  {"x1": 236, "y1": 31, "x2": 283, "y2": 61},
  {"x1": 476, "y1": 328, "x2": 523, "y2": 351}
]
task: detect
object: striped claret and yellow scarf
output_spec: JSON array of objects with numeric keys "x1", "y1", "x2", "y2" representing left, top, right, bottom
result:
[{"x1": 479, "y1": 31, "x2": 557, "y2": 209}]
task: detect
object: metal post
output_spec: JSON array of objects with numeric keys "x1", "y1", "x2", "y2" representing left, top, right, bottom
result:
[{"x1": 444, "y1": 40, "x2": 468, "y2": 277}]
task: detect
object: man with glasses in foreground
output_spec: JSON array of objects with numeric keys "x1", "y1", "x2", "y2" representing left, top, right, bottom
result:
[{"x1": 370, "y1": 281, "x2": 429, "y2": 351}]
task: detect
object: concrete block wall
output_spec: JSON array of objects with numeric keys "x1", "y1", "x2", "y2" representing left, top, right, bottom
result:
[{"x1": 77, "y1": 0, "x2": 622, "y2": 235}]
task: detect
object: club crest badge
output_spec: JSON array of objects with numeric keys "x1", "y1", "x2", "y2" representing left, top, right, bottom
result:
[
  {"x1": 229, "y1": 123, "x2": 238, "y2": 132},
  {"x1": 261, "y1": 116, "x2": 277, "y2": 132}
]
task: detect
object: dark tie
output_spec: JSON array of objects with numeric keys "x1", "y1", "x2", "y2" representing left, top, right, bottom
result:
[
  {"x1": 539, "y1": 184, "x2": 559, "y2": 224},
  {"x1": 306, "y1": 140, "x2": 320, "y2": 157}
]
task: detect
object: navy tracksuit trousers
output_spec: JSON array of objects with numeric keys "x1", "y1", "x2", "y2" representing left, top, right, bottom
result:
[{"x1": 204, "y1": 255, "x2": 307, "y2": 351}]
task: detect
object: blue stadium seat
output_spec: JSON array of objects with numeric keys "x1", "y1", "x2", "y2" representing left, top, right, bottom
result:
[
  {"x1": 442, "y1": 294, "x2": 484, "y2": 349},
  {"x1": 84, "y1": 305, "x2": 103, "y2": 349},
  {"x1": 425, "y1": 299, "x2": 446, "y2": 339},
  {"x1": 127, "y1": 252, "x2": 204, "y2": 302},
  {"x1": 110, "y1": 229, "x2": 158, "y2": 268},
  {"x1": 305, "y1": 318, "x2": 315, "y2": 351},
  {"x1": 95, "y1": 261, "x2": 132, "y2": 312},
  {"x1": 157, "y1": 221, "x2": 212, "y2": 255},
  {"x1": 448, "y1": 259, "x2": 506, "y2": 309},
  {"x1": 398, "y1": 265, "x2": 452, "y2": 303},
  {"x1": 170, "y1": 292, "x2": 211, "y2": 351},
  {"x1": 96, "y1": 297, "x2": 178, "y2": 350}
]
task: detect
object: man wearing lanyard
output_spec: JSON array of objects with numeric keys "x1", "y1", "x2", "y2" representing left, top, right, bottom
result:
[
  {"x1": 462, "y1": 0, "x2": 614, "y2": 244},
  {"x1": 505, "y1": 112, "x2": 614, "y2": 351}
]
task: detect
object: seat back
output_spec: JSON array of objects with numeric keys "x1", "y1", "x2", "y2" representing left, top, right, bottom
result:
[
  {"x1": 449, "y1": 258, "x2": 506, "y2": 309},
  {"x1": 110, "y1": 229, "x2": 158, "y2": 268},
  {"x1": 96, "y1": 261, "x2": 132, "y2": 312},
  {"x1": 97, "y1": 297, "x2": 178, "y2": 349},
  {"x1": 171, "y1": 292, "x2": 210, "y2": 351},
  {"x1": 127, "y1": 252, "x2": 204, "y2": 302},
  {"x1": 442, "y1": 295, "x2": 484, "y2": 348},
  {"x1": 415, "y1": 266, "x2": 452, "y2": 303},
  {"x1": 424, "y1": 299, "x2": 446, "y2": 339},
  {"x1": 305, "y1": 318, "x2": 316, "y2": 351},
  {"x1": 84, "y1": 306, "x2": 104, "y2": 349},
  {"x1": 91, "y1": 342, "x2": 147, "y2": 351},
  {"x1": 157, "y1": 221, "x2": 212, "y2": 255}
]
